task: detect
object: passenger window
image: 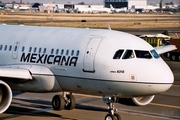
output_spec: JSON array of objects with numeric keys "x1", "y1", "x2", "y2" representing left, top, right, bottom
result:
[
  {"x1": 76, "y1": 50, "x2": 80, "y2": 56},
  {"x1": 9, "y1": 45, "x2": 12, "y2": 51},
  {"x1": 122, "y1": 50, "x2": 134, "y2": 59},
  {"x1": 29, "y1": 47, "x2": 32, "y2": 52},
  {"x1": 71, "y1": 50, "x2": 74, "y2": 56},
  {"x1": 22, "y1": 46, "x2": 25, "y2": 52},
  {"x1": 39, "y1": 48, "x2": 41, "y2": 53},
  {"x1": 14, "y1": 46, "x2": 18, "y2": 52},
  {"x1": 150, "y1": 50, "x2": 160, "y2": 59},
  {"x1": 56, "y1": 49, "x2": 59, "y2": 54},
  {"x1": 4, "y1": 45, "x2": 7, "y2": 51},
  {"x1": 61, "y1": 49, "x2": 64, "y2": 55},
  {"x1": 66, "y1": 50, "x2": 69, "y2": 55},
  {"x1": 51, "y1": 49, "x2": 54, "y2": 54},
  {"x1": 43, "y1": 48, "x2": 46, "y2": 54},
  {"x1": 113, "y1": 50, "x2": 124, "y2": 59},
  {"x1": 0, "y1": 45, "x2": 2, "y2": 50},
  {"x1": 135, "y1": 50, "x2": 152, "y2": 59},
  {"x1": 34, "y1": 47, "x2": 37, "y2": 53}
]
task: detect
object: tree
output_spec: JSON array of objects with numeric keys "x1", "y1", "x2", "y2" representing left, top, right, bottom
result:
[
  {"x1": 78, "y1": 2, "x2": 86, "y2": 5},
  {"x1": 12, "y1": 1, "x2": 17, "y2": 4},
  {"x1": 162, "y1": 30, "x2": 169, "y2": 36}
]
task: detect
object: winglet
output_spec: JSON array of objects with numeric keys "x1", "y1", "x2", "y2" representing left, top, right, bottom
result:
[{"x1": 108, "y1": 23, "x2": 111, "y2": 30}]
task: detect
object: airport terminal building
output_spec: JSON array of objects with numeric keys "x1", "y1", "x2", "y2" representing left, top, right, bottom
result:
[{"x1": 104, "y1": 0, "x2": 147, "y2": 10}]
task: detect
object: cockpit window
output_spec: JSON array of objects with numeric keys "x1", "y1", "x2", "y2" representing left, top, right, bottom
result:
[
  {"x1": 122, "y1": 50, "x2": 134, "y2": 59},
  {"x1": 135, "y1": 50, "x2": 152, "y2": 59},
  {"x1": 113, "y1": 50, "x2": 124, "y2": 59},
  {"x1": 150, "y1": 49, "x2": 160, "y2": 59}
]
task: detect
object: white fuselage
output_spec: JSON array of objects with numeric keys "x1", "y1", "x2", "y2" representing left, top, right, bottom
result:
[{"x1": 0, "y1": 25, "x2": 174, "y2": 97}]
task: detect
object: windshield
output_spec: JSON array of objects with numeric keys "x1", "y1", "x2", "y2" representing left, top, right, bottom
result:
[
  {"x1": 122, "y1": 50, "x2": 134, "y2": 59},
  {"x1": 113, "y1": 49, "x2": 124, "y2": 59},
  {"x1": 135, "y1": 50, "x2": 152, "y2": 59},
  {"x1": 150, "y1": 49, "x2": 160, "y2": 59},
  {"x1": 113, "y1": 49, "x2": 159, "y2": 60}
]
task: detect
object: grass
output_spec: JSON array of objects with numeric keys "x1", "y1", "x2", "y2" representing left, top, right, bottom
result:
[{"x1": 0, "y1": 11, "x2": 180, "y2": 29}]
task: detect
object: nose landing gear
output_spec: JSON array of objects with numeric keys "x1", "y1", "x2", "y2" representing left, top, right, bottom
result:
[{"x1": 103, "y1": 96, "x2": 121, "y2": 120}]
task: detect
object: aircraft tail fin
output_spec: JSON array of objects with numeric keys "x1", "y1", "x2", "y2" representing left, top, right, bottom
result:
[
  {"x1": 110, "y1": 4, "x2": 114, "y2": 9},
  {"x1": 108, "y1": 23, "x2": 111, "y2": 30}
]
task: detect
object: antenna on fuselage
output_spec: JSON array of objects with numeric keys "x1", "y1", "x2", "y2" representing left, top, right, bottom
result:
[{"x1": 108, "y1": 23, "x2": 111, "y2": 30}]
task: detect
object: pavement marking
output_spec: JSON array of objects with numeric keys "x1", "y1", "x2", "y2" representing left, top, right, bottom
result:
[{"x1": 150, "y1": 103, "x2": 180, "y2": 109}]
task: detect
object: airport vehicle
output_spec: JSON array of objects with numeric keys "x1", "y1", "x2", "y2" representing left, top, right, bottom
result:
[
  {"x1": 139, "y1": 33, "x2": 170, "y2": 47},
  {"x1": 166, "y1": 38, "x2": 180, "y2": 61},
  {"x1": 0, "y1": 24, "x2": 176, "y2": 120}
]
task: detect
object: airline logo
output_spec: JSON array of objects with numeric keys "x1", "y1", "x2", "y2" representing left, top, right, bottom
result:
[{"x1": 20, "y1": 53, "x2": 78, "y2": 66}]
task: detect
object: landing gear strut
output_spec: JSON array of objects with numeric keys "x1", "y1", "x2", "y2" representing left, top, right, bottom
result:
[
  {"x1": 52, "y1": 92, "x2": 76, "y2": 111},
  {"x1": 103, "y1": 96, "x2": 121, "y2": 120}
]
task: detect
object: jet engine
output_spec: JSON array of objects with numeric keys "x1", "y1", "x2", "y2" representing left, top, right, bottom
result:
[
  {"x1": 0, "y1": 80, "x2": 12, "y2": 113},
  {"x1": 118, "y1": 95, "x2": 155, "y2": 106}
]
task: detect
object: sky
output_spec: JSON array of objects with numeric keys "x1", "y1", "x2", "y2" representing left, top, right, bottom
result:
[{"x1": 1, "y1": 0, "x2": 180, "y2": 5}]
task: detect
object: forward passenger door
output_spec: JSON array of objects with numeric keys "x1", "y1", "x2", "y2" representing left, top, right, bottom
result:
[{"x1": 83, "y1": 37, "x2": 102, "y2": 72}]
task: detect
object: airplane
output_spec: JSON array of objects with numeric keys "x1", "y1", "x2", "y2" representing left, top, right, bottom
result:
[
  {"x1": 53, "y1": 5, "x2": 67, "y2": 13},
  {"x1": 91, "y1": 7, "x2": 113, "y2": 14},
  {"x1": 110, "y1": 4, "x2": 127, "y2": 13},
  {"x1": 74, "y1": 7, "x2": 92, "y2": 13},
  {"x1": 0, "y1": 24, "x2": 177, "y2": 120},
  {"x1": 74, "y1": 5, "x2": 113, "y2": 14},
  {"x1": 18, "y1": 6, "x2": 31, "y2": 10}
]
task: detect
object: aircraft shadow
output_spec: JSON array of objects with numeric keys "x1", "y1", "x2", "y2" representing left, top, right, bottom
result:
[
  {"x1": 1, "y1": 98, "x2": 107, "y2": 120},
  {"x1": 75, "y1": 104, "x2": 108, "y2": 112},
  {"x1": 12, "y1": 90, "x2": 24, "y2": 96}
]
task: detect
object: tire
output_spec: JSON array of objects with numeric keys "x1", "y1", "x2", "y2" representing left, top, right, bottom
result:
[
  {"x1": 114, "y1": 113, "x2": 121, "y2": 120},
  {"x1": 52, "y1": 95, "x2": 65, "y2": 110},
  {"x1": 164, "y1": 52, "x2": 170, "y2": 58},
  {"x1": 64, "y1": 94, "x2": 76, "y2": 110},
  {"x1": 178, "y1": 55, "x2": 180, "y2": 61},
  {"x1": 170, "y1": 55, "x2": 176, "y2": 61},
  {"x1": 105, "y1": 114, "x2": 116, "y2": 120}
]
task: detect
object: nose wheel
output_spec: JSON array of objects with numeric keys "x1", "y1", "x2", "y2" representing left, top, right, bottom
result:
[
  {"x1": 103, "y1": 96, "x2": 121, "y2": 120},
  {"x1": 105, "y1": 113, "x2": 121, "y2": 120}
]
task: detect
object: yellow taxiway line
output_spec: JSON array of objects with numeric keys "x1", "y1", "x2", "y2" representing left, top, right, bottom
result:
[{"x1": 150, "y1": 103, "x2": 180, "y2": 109}]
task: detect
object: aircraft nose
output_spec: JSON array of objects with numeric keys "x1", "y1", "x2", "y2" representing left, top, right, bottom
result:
[
  {"x1": 159, "y1": 61, "x2": 174, "y2": 84},
  {"x1": 150, "y1": 60, "x2": 174, "y2": 93}
]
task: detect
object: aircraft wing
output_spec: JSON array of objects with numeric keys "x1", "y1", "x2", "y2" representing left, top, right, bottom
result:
[
  {"x1": 0, "y1": 68, "x2": 32, "y2": 81},
  {"x1": 154, "y1": 45, "x2": 177, "y2": 54}
]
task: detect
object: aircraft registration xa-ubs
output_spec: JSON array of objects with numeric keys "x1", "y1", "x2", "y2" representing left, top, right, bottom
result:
[{"x1": 0, "y1": 24, "x2": 176, "y2": 120}]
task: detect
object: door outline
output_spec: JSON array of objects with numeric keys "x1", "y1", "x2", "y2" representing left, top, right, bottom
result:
[
  {"x1": 83, "y1": 37, "x2": 102, "y2": 72},
  {"x1": 12, "y1": 42, "x2": 20, "y2": 59}
]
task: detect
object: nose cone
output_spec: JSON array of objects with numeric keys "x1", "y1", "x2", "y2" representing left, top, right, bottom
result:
[
  {"x1": 158, "y1": 60, "x2": 174, "y2": 84},
  {"x1": 136, "y1": 58, "x2": 174, "y2": 95},
  {"x1": 149, "y1": 59, "x2": 174, "y2": 93}
]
